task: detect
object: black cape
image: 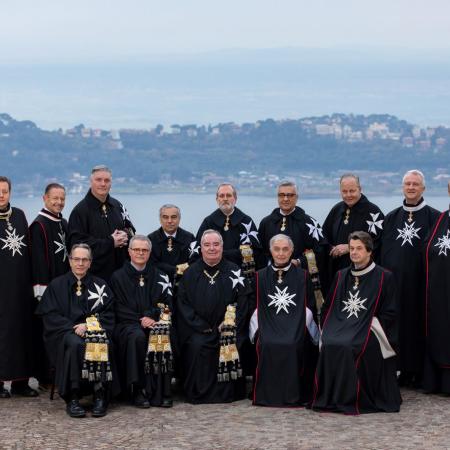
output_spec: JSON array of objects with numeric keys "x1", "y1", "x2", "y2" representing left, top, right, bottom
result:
[
  {"x1": 110, "y1": 261, "x2": 172, "y2": 405},
  {"x1": 176, "y1": 258, "x2": 249, "y2": 403},
  {"x1": 423, "y1": 210, "x2": 450, "y2": 393},
  {"x1": 312, "y1": 263, "x2": 401, "y2": 414},
  {"x1": 258, "y1": 206, "x2": 328, "y2": 275},
  {"x1": 0, "y1": 206, "x2": 33, "y2": 381},
  {"x1": 322, "y1": 194, "x2": 384, "y2": 292},
  {"x1": 36, "y1": 271, "x2": 118, "y2": 399},
  {"x1": 380, "y1": 200, "x2": 440, "y2": 377},
  {"x1": 253, "y1": 265, "x2": 318, "y2": 406},
  {"x1": 68, "y1": 190, "x2": 135, "y2": 281},
  {"x1": 196, "y1": 207, "x2": 263, "y2": 268},
  {"x1": 148, "y1": 226, "x2": 197, "y2": 279}
]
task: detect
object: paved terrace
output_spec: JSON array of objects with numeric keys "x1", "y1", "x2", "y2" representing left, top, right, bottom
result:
[{"x1": 0, "y1": 383, "x2": 449, "y2": 449}]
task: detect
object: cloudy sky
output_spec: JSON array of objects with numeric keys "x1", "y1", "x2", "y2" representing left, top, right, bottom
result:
[{"x1": 2, "y1": 0, "x2": 450, "y2": 63}]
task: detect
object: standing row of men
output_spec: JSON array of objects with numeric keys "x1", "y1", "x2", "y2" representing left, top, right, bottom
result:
[{"x1": 0, "y1": 167, "x2": 449, "y2": 416}]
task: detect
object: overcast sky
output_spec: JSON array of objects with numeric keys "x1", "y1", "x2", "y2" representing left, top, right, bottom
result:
[{"x1": 2, "y1": 0, "x2": 450, "y2": 63}]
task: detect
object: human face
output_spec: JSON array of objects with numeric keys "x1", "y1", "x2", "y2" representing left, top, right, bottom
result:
[
  {"x1": 402, "y1": 173, "x2": 425, "y2": 205},
  {"x1": 0, "y1": 182, "x2": 10, "y2": 210},
  {"x1": 349, "y1": 239, "x2": 371, "y2": 268},
  {"x1": 270, "y1": 238, "x2": 293, "y2": 266},
  {"x1": 69, "y1": 248, "x2": 92, "y2": 279},
  {"x1": 201, "y1": 233, "x2": 223, "y2": 266},
  {"x1": 90, "y1": 170, "x2": 112, "y2": 201},
  {"x1": 128, "y1": 239, "x2": 151, "y2": 269},
  {"x1": 340, "y1": 178, "x2": 361, "y2": 208},
  {"x1": 216, "y1": 185, "x2": 236, "y2": 215},
  {"x1": 277, "y1": 185, "x2": 298, "y2": 214},
  {"x1": 160, "y1": 207, "x2": 180, "y2": 234},
  {"x1": 43, "y1": 188, "x2": 66, "y2": 215}
]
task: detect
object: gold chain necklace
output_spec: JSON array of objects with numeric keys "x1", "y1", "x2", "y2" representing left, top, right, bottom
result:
[{"x1": 203, "y1": 270, "x2": 220, "y2": 285}]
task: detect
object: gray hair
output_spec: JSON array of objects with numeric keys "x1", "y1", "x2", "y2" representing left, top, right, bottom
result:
[
  {"x1": 159, "y1": 204, "x2": 181, "y2": 217},
  {"x1": 200, "y1": 229, "x2": 223, "y2": 246},
  {"x1": 216, "y1": 183, "x2": 237, "y2": 199},
  {"x1": 70, "y1": 243, "x2": 93, "y2": 260},
  {"x1": 402, "y1": 169, "x2": 425, "y2": 186},
  {"x1": 129, "y1": 234, "x2": 152, "y2": 251},
  {"x1": 340, "y1": 173, "x2": 360, "y2": 187},
  {"x1": 91, "y1": 165, "x2": 112, "y2": 176},
  {"x1": 277, "y1": 180, "x2": 298, "y2": 195},
  {"x1": 269, "y1": 233, "x2": 294, "y2": 250}
]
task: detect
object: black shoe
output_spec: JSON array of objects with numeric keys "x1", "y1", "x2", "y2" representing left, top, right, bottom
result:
[
  {"x1": 92, "y1": 391, "x2": 107, "y2": 418},
  {"x1": 133, "y1": 391, "x2": 150, "y2": 409},
  {"x1": 0, "y1": 387, "x2": 11, "y2": 399},
  {"x1": 66, "y1": 399, "x2": 86, "y2": 418},
  {"x1": 161, "y1": 397, "x2": 173, "y2": 408},
  {"x1": 11, "y1": 385, "x2": 39, "y2": 397}
]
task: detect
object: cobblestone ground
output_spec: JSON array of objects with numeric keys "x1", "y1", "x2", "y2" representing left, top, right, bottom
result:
[{"x1": 0, "y1": 381, "x2": 449, "y2": 449}]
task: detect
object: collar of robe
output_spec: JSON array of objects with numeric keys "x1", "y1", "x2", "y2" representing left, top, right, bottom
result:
[
  {"x1": 271, "y1": 263, "x2": 291, "y2": 272},
  {"x1": 70, "y1": 271, "x2": 91, "y2": 287},
  {"x1": 0, "y1": 204, "x2": 12, "y2": 218},
  {"x1": 402, "y1": 198, "x2": 426, "y2": 212},
  {"x1": 39, "y1": 208, "x2": 63, "y2": 222},
  {"x1": 351, "y1": 261, "x2": 376, "y2": 277},
  {"x1": 163, "y1": 231, "x2": 177, "y2": 239},
  {"x1": 86, "y1": 189, "x2": 112, "y2": 208},
  {"x1": 213, "y1": 207, "x2": 242, "y2": 227},
  {"x1": 202, "y1": 259, "x2": 223, "y2": 273},
  {"x1": 344, "y1": 193, "x2": 370, "y2": 212}
]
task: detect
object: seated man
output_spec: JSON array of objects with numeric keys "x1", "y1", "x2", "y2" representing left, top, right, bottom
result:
[
  {"x1": 36, "y1": 243, "x2": 117, "y2": 418},
  {"x1": 251, "y1": 234, "x2": 319, "y2": 407},
  {"x1": 110, "y1": 235, "x2": 173, "y2": 408},
  {"x1": 177, "y1": 229, "x2": 249, "y2": 404},
  {"x1": 311, "y1": 231, "x2": 401, "y2": 414}
]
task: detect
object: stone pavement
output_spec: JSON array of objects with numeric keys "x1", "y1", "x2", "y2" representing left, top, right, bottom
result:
[{"x1": 0, "y1": 383, "x2": 449, "y2": 449}]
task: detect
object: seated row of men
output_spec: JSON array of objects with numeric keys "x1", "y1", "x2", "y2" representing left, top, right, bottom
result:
[{"x1": 1, "y1": 166, "x2": 449, "y2": 414}]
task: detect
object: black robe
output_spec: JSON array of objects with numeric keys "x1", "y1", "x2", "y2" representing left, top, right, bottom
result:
[
  {"x1": 312, "y1": 263, "x2": 401, "y2": 414},
  {"x1": 0, "y1": 206, "x2": 33, "y2": 381},
  {"x1": 258, "y1": 206, "x2": 328, "y2": 274},
  {"x1": 110, "y1": 261, "x2": 172, "y2": 405},
  {"x1": 380, "y1": 200, "x2": 440, "y2": 378},
  {"x1": 68, "y1": 190, "x2": 135, "y2": 281},
  {"x1": 423, "y1": 210, "x2": 450, "y2": 394},
  {"x1": 29, "y1": 209, "x2": 70, "y2": 383},
  {"x1": 148, "y1": 226, "x2": 197, "y2": 280},
  {"x1": 322, "y1": 194, "x2": 384, "y2": 293},
  {"x1": 196, "y1": 207, "x2": 263, "y2": 269},
  {"x1": 253, "y1": 265, "x2": 318, "y2": 406},
  {"x1": 36, "y1": 271, "x2": 118, "y2": 400},
  {"x1": 177, "y1": 259, "x2": 249, "y2": 403}
]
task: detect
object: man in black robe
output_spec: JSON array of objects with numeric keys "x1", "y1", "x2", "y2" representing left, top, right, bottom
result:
[
  {"x1": 197, "y1": 183, "x2": 262, "y2": 278},
  {"x1": 0, "y1": 176, "x2": 37, "y2": 399},
  {"x1": 258, "y1": 181, "x2": 327, "y2": 299},
  {"x1": 251, "y1": 234, "x2": 319, "y2": 407},
  {"x1": 36, "y1": 243, "x2": 117, "y2": 417},
  {"x1": 322, "y1": 174, "x2": 384, "y2": 293},
  {"x1": 30, "y1": 183, "x2": 70, "y2": 385},
  {"x1": 68, "y1": 165, "x2": 135, "y2": 281},
  {"x1": 312, "y1": 231, "x2": 401, "y2": 414},
  {"x1": 423, "y1": 180, "x2": 450, "y2": 394},
  {"x1": 177, "y1": 229, "x2": 249, "y2": 403},
  {"x1": 111, "y1": 235, "x2": 173, "y2": 408},
  {"x1": 381, "y1": 170, "x2": 439, "y2": 387}
]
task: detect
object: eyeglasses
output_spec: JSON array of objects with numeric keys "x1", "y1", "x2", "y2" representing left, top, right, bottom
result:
[
  {"x1": 130, "y1": 248, "x2": 150, "y2": 254},
  {"x1": 277, "y1": 193, "x2": 296, "y2": 198},
  {"x1": 70, "y1": 257, "x2": 91, "y2": 264}
]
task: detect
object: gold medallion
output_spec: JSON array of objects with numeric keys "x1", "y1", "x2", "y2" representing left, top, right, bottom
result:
[
  {"x1": 139, "y1": 275, "x2": 145, "y2": 287},
  {"x1": 277, "y1": 270, "x2": 283, "y2": 284},
  {"x1": 344, "y1": 208, "x2": 350, "y2": 225},
  {"x1": 203, "y1": 270, "x2": 220, "y2": 285},
  {"x1": 224, "y1": 216, "x2": 230, "y2": 231},
  {"x1": 408, "y1": 211, "x2": 413, "y2": 223},
  {"x1": 167, "y1": 236, "x2": 173, "y2": 252},
  {"x1": 76, "y1": 280, "x2": 82, "y2": 296},
  {"x1": 280, "y1": 217, "x2": 286, "y2": 231}
]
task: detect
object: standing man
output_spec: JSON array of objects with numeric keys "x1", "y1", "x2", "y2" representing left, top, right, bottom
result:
[
  {"x1": 30, "y1": 182, "x2": 70, "y2": 385},
  {"x1": 197, "y1": 183, "x2": 262, "y2": 279},
  {"x1": 322, "y1": 174, "x2": 384, "y2": 291},
  {"x1": 312, "y1": 232, "x2": 401, "y2": 414},
  {"x1": 423, "y1": 180, "x2": 450, "y2": 395},
  {"x1": 36, "y1": 243, "x2": 118, "y2": 418},
  {"x1": 68, "y1": 165, "x2": 135, "y2": 281},
  {"x1": 381, "y1": 170, "x2": 439, "y2": 387},
  {"x1": 111, "y1": 235, "x2": 173, "y2": 408},
  {"x1": 148, "y1": 204, "x2": 197, "y2": 282},
  {"x1": 0, "y1": 176, "x2": 38, "y2": 398},
  {"x1": 251, "y1": 234, "x2": 319, "y2": 407},
  {"x1": 177, "y1": 230, "x2": 249, "y2": 403}
]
